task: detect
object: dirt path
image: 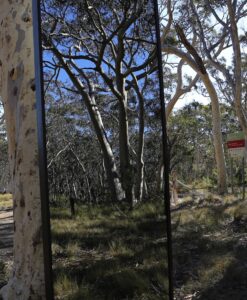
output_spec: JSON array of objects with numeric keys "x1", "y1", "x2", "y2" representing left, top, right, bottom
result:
[
  {"x1": 0, "y1": 208, "x2": 13, "y2": 262},
  {"x1": 0, "y1": 209, "x2": 13, "y2": 251}
]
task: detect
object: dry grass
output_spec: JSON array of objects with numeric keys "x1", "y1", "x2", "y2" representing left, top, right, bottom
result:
[
  {"x1": 172, "y1": 194, "x2": 247, "y2": 300},
  {"x1": 51, "y1": 202, "x2": 168, "y2": 300},
  {"x1": 0, "y1": 194, "x2": 12, "y2": 208}
]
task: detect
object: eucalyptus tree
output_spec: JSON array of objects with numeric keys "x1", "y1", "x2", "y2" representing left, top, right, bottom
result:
[
  {"x1": 155, "y1": 56, "x2": 200, "y2": 192},
  {"x1": 41, "y1": 0, "x2": 159, "y2": 206},
  {"x1": 0, "y1": 1, "x2": 45, "y2": 299},
  {"x1": 186, "y1": 0, "x2": 247, "y2": 135},
  {"x1": 160, "y1": 0, "x2": 229, "y2": 194}
]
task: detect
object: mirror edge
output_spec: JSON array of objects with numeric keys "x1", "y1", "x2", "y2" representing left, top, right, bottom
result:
[
  {"x1": 153, "y1": 1, "x2": 174, "y2": 299},
  {"x1": 32, "y1": 0, "x2": 54, "y2": 299}
]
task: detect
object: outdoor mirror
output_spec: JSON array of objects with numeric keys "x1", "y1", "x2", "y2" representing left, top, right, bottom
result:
[
  {"x1": 0, "y1": 104, "x2": 12, "y2": 290},
  {"x1": 39, "y1": 0, "x2": 171, "y2": 299}
]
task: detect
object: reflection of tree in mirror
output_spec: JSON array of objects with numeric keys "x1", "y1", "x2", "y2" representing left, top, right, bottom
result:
[
  {"x1": 42, "y1": 0, "x2": 161, "y2": 208},
  {"x1": 42, "y1": 1, "x2": 168, "y2": 299},
  {"x1": 0, "y1": 106, "x2": 9, "y2": 193},
  {"x1": 0, "y1": 102, "x2": 12, "y2": 290}
]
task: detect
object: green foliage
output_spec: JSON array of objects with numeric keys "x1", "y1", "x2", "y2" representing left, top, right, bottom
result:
[
  {"x1": 168, "y1": 101, "x2": 214, "y2": 180},
  {"x1": 167, "y1": 101, "x2": 241, "y2": 184}
]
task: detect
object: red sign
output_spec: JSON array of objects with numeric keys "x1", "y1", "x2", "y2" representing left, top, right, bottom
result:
[{"x1": 226, "y1": 139, "x2": 245, "y2": 149}]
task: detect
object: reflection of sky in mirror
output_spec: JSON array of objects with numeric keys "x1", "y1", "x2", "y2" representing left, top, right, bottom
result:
[
  {"x1": 42, "y1": 2, "x2": 157, "y2": 89},
  {"x1": 44, "y1": 1, "x2": 158, "y2": 131},
  {"x1": 42, "y1": 1, "x2": 159, "y2": 139}
]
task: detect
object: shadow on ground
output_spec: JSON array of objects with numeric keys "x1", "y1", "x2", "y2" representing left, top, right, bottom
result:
[
  {"x1": 172, "y1": 197, "x2": 247, "y2": 300},
  {"x1": 51, "y1": 202, "x2": 169, "y2": 300}
]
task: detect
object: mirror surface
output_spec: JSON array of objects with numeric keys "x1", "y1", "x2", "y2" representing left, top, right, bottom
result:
[
  {"x1": 0, "y1": 106, "x2": 13, "y2": 290},
  {"x1": 41, "y1": 1, "x2": 169, "y2": 299}
]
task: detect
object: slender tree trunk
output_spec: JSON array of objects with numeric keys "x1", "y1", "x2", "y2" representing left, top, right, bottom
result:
[
  {"x1": 50, "y1": 48, "x2": 125, "y2": 203},
  {"x1": 143, "y1": 178, "x2": 148, "y2": 199},
  {"x1": 70, "y1": 149, "x2": 92, "y2": 203},
  {"x1": 163, "y1": 28, "x2": 227, "y2": 194},
  {"x1": 119, "y1": 96, "x2": 135, "y2": 207},
  {"x1": 115, "y1": 34, "x2": 135, "y2": 208},
  {"x1": 88, "y1": 95, "x2": 125, "y2": 202},
  {"x1": 0, "y1": 1, "x2": 45, "y2": 298},
  {"x1": 80, "y1": 94, "x2": 125, "y2": 203},
  {"x1": 201, "y1": 74, "x2": 227, "y2": 194},
  {"x1": 156, "y1": 159, "x2": 164, "y2": 193},
  {"x1": 226, "y1": 0, "x2": 247, "y2": 135},
  {"x1": 135, "y1": 85, "x2": 145, "y2": 202}
]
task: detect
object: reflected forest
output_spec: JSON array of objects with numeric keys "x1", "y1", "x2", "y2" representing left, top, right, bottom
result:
[{"x1": 42, "y1": 0, "x2": 168, "y2": 299}]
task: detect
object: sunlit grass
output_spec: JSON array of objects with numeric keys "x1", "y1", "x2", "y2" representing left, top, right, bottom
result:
[
  {"x1": 51, "y1": 202, "x2": 168, "y2": 299},
  {"x1": 0, "y1": 194, "x2": 12, "y2": 208},
  {"x1": 53, "y1": 273, "x2": 79, "y2": 298},
  {"x1": 65, "y1": 242, "x2": 81, "y2": 258},
  {"x1": 50, "y1": 192, "x2": 247, "y2": 299},
  {"x1": 108, "y1": 239, "x2": 134, "y2": 257}
]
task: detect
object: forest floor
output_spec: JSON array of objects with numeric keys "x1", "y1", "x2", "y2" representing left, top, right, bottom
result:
[
  {"x1": 0, "y1": 194, "x2": 13, "y2": 289},
  {"x1": 0, "y1": 193, "x2": 246, "y2": 299},
  {"x1": 51, "y1": 201, "x2": 168, "y2": 299},
  {"x1": 51, "y1": 192, "x2": 247, "y2": 300},
  {"x1": 172, "y1": 191, "x2": 247, "y2": 300}
]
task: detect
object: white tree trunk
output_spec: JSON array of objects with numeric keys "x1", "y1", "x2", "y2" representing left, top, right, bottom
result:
[
  {"x1": 0, "y1": 1, "x2": 45, "y2": 299},
  {"x1": 226, "y1": 0, "x2": 247, "y2": 135},
  {"x1": 202, "y1": 74, "x2": 227, "y2": 194},
  {"x1": 85, "y1": 94, "x2": 125, "y2": 202},
  {"x1": 116, "y1": 34, "x2": 136, "y2": 208},
  {"x1": 163, "y1": 44, "x2": 227, "y2": 194},
  {"x1": 136, "y1": 89, "x2": 145, "y2": 202},
  {"x1": 119, "y1": 98, "x2": 136, "y2": 207},
  {"x1": 156, "y1": 160, "x2": 164, "y2": 193}
]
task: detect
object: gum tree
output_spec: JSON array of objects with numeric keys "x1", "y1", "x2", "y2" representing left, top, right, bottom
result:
[
  {"x1": 0, "y1": 1, "x2": 45, "y2": 299},
  {"x1": 160, "y1": 0, "x2": 229, "y2": 194}
]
